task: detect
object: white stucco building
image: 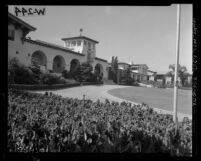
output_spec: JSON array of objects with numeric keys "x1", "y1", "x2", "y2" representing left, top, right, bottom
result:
[
  {"x1": 131, "y1": 64, "x2": 149, "y2": 82},
  {"x1": 8, "y1": 12, "x2": 109, "y2": 78}
]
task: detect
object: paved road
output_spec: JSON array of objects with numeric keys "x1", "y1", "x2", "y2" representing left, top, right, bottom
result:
[
  {"x1": 33, "y1": 85, "x2": 192, "y2": 121},
  {"x1": 34, "y1": 85, "x2": 127, "y2": 102}
]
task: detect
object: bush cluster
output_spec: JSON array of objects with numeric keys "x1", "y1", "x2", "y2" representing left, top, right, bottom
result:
[
  {"x1": 8, "y1": 89, "x2": 192, "y2": 155},
  {"x1": 8, "y1": 58, "x2": 40, "y2": 84},
  {"x1": 8, "y1": 58, "x2": 68, "y2": 85},
  {"x1": 40, "y1": 73, "x2": 66, "y2": 85}
]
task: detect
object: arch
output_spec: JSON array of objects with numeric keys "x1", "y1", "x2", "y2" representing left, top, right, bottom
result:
[
  {"x1": 94, "y1": 63, "x2": 103, "y2": 76},
  {"x1": 52, "y1": 55, "x2": 66, "y2": 73},
  {"x1": 70, "y1": 59, "x2": 80, "y2": 73},
  {"x1": 31, "y1": 50, "x2": 47, "y2": 67}
]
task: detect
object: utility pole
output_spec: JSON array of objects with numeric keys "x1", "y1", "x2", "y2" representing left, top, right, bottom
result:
[{"x1": 173, "y1": 4, "x2": 181, "y2": 130}]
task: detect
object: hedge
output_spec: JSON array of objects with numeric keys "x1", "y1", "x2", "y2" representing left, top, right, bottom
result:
[
  {"x1": 9, "y1": 83, "x2": 81, "y2": 91},
  {"x1": 9, "y1": 81, "x2": 104, "y2": 91}
]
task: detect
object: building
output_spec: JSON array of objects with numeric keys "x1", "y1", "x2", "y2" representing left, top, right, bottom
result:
[
  {"x1": 156, "y1": 74, "x2": 165, "y2": 85},
  {"x1": 8, "y1": 12, "x2": 108, "y2": 78},
  {"x1": 187, "y1": 74, "x2": 192, "y2": 85},
  {"x1": 117, "y1": 62, "x2": 131, "y2": 81},
  {"x1": 165, "y1": 76, "x2": 172, "y2": 85},
  {"x1": 131, "y1": 64, "x2": 149, "y2": 82},
  {"x1": 147, "y1": 70, "x2": 157, "y2": 82}
]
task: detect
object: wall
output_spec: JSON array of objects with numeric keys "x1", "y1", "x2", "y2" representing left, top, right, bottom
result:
[
  {"x1": 118, "y1": 63, "x2": 129, "y2": 70},
  {"x1": 8, "y1": 23, "x2": 25, "y2": 63},
  {"x1": 8, "y1": 22, "x2": 108, "y2": 79}
]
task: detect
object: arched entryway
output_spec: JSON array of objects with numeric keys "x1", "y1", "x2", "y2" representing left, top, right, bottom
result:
[
  {"x1": 70, "y1": 59, "x2": 80, "y2": 73},
  {"x1": 94, "y1": 63, "x2": 103, "y2": 75},
  {"x1": 52, "y1": 55, "x2": 66, "y2": 73},
  {"x1": 31, "y1": 50, "x2": 47, "y2": 67}
]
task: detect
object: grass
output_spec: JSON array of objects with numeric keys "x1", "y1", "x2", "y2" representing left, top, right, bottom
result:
[{"x1": 108, "y1": 86, "x2": 192, "y2": 115}]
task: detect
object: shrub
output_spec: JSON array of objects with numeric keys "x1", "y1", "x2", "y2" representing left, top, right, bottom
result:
[
  {"x1": 62, "y1": 70, "x2": 72, "y2": 79},
  {"x1": 120, "y1": 77, "x2": 135, "y2": 85},
  {"x1": 40, "y1": 73, "x2": 66, "y2": 85},
  {"x1": 8, "y1": 57, "x2": 40, "y2": 84}
]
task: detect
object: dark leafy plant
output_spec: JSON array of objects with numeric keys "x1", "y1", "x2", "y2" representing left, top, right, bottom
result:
[{"x1": 8, "y1": 89, "x2": 192, "y2": 155}]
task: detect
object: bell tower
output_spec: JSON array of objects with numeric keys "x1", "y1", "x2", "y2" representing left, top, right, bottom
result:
[{"x1": 61, "y1": 29, "x2": 99, "y2": 63}]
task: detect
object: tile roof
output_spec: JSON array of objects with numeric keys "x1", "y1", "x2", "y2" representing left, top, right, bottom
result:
[
  {"x1": 8, "y1": 12, "x2": 36, "y2": 31},
  {"x1": 61, "y1": 36, "x2": 99, "y2": 44},
  {"x1": 23, "y1": 38, "x2": 85, "y2": 56}
]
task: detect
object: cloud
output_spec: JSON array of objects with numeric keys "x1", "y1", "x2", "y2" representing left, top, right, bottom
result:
[{"x1": 104, "y1": 6, "x2": 112, "y2": 15}]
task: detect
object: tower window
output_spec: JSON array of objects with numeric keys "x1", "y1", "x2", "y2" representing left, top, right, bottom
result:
[
  {"x1": 77, "y1": 40, "x2": 81, "y2": 46},
  {"x1": 66, "y1": 41, "x2": 70, "y2": 47},
  {"x1": 72, "y1": 41, "x2": 76, "y2": 46}
]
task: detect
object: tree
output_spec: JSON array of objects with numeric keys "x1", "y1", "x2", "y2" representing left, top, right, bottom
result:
[
  {"x1": 166, "y1": 64, "x2": 189, "y2": 86},
  {"x1": 76, "y1": 62, "x2": 95, "y2": 82},
  {"x1": 110, "y1": 56, "x2": 119, "y2": 84}
]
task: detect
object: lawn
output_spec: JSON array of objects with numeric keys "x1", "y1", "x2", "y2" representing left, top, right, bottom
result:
[{"x1": 108, "y1": 86, "x2": 192, "y2": 115}]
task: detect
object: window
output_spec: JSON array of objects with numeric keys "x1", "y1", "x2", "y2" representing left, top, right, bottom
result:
[
  {"x1": 132, "y1": 67, "x2": 138, "y2": 70},
  {"x1": 88, "y1": 42, "x2": 91, "y2": 49},
  {"x1": 77, "y1": 40, "x2": 81, "y2": 46},
  {"x1": 72, "y1": 41, "x2": 76, "y2": 46},
  {"x1": 66, "y1": 41, "x2": 70, "y2": 47},
  {"x1": 84, "y1": 40, "x2": 87, "y2": 45},
  {"x1": 8, "y1": 29, "x2": 15, "y2": 40}
]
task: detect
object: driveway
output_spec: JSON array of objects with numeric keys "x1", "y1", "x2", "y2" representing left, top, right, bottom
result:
[{"x1": 32, "y1": 85, "x2": 192, "y2": 121}]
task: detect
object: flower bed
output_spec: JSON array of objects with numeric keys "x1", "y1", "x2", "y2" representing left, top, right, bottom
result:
[{"x1": 8, "y1": 89, "x2": 192, "y2": 155}]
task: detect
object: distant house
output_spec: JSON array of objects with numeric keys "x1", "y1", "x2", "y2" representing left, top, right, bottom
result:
[
  {"x1": 118, "y1": 62, "x2": 131, "y2": 80},
  {"x1": 131, "y1": 64, "x2": 149, "y2": 83},
  {"x1": 165, "y1": 76, "x2": 172, "y2": 85},
  {"x1": 147, "y1": 70, "x2": 157, "y2": 82},
  {"x1": 108, "y1": 61, "x2": 158, "y2": 84},
  {"x1": 156, "y1": 74, "x2": 165, "y2": 84},
  {"x1": 118, "y1": 62, "x2": 130, "y2": 70},
  {"x1": 187, "y1": 74, "x2": 192, "y2": 84}
]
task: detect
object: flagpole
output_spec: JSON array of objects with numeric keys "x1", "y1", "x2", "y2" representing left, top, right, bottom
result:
[{"x1": 173, "y1": 4, "x2": 181, "y2": 129}]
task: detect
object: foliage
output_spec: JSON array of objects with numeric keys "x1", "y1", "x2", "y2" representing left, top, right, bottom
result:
[
  {"x1": 40, "y1": 73, "x2": 66, "y2": 85},
  {"x1": 120, "y1": 77, "x2": 135, "y2": 85},
  {"x1": 110, "y1": 56, "x2": 119, "y2": 83},
  {"x1": 74, "y1": 62, "x2": 101, "y2": 82},
  {"x1": 8, "y1": 89, "x2": 192, "y2": 155},
  {"x1": 8, "y1": 57, "x2": 70, "y2": 85},
  {"x1": 8, "y1": 57, "x2": 40, "y2": 85},
  {"x1": 120, "y1": 66, "x2": 137, "y2": 85},
  {"x1": 62, "y1": 70, "x2": 72, "y2": 79},
  {"x1": 167, "y1": 64, "x2": 189, "y2": 86}
]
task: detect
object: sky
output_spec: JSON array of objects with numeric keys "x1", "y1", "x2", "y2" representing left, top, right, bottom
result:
[{"x1": 8, "y1": 5, "x2": 192, "y2": 74}]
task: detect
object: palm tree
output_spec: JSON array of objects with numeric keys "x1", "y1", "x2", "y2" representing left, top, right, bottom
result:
[{"x1": 166, "y1": 64, "x2": 188, "y2": 86}]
